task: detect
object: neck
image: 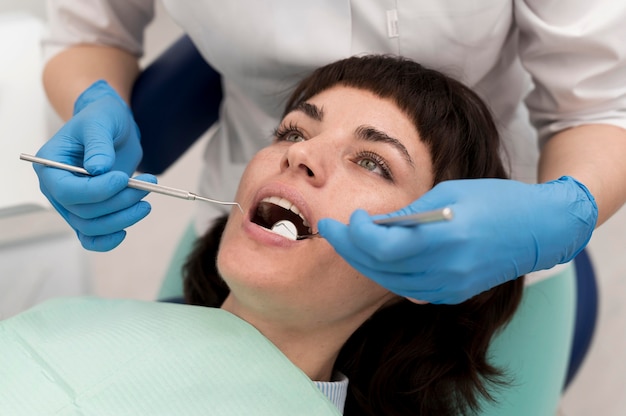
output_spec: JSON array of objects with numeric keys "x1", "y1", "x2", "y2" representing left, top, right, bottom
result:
[{"x1": 220, "y1": 296, "x2": 359, "y2": 381}]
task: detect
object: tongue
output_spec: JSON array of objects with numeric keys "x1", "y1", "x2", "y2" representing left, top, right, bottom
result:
[{"x1": 270, "y1": 220, "x2": 298, "y2": 240}]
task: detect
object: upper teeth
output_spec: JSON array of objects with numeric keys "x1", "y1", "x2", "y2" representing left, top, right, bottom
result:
[{"x1": 261, "y1": 196, "x2": 310, "y2": 228}]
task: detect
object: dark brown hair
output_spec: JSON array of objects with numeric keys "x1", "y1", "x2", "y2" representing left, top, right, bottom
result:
[{"x1": 184, "y1": 55, "x2": 524, "y2": 415}]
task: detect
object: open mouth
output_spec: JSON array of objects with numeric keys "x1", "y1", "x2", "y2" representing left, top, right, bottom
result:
[{"x1": 251, "y1": 196, "x2": 312, "y2": 240}]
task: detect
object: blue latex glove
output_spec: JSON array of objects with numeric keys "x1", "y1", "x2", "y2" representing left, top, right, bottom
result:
[
  {"x1": 35, "y1": 80, "x2": 152, "y2": 251},
  {"x1": 318, "y1": 176, "x2": 598, "y2": 304}
]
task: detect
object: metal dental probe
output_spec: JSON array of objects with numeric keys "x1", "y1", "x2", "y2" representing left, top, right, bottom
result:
[
  {"x1": 296, "y1": 207, "x2": 454, "y2": 240},
  {"x1": 20, "y1": 153, "x2": 244, "y2": 213}
]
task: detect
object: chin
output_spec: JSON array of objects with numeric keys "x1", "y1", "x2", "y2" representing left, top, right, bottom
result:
[{"x1": 217, "y1": 241, "x2": 294, "y2": 290}]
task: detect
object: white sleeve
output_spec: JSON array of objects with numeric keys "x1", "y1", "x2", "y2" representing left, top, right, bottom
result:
[
  {"x1": 43, "y1": 0, "x2": 155, "y2": 63},
  {"x1": 515, "y1": 0, "x2": 626, "y2": 144}
]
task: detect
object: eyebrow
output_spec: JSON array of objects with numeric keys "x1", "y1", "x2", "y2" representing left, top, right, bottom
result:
[
  {"x1": 294, "y1": 101, "x2": 324, "y2": 121},
  {"x1": 291, "y1": 101, "x2": 415, "y2": 168},
  {"x1": 355, "y1": 126, "x2": 415, "y2": 168}
]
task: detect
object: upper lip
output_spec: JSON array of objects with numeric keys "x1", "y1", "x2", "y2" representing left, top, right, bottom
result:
[{"x1": 249, "y1": 183, "x2": 315, "y2": 234}]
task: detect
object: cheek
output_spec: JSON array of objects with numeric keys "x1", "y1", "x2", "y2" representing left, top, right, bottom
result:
[
  {"x1": 234, "y1": 149, "x2": 279, "y2": 198},
  {"x1": 215, "y1": 220, "x2": 242, "y2": 280},
  {"x1": 324, "y1": 183, "x2": 418, "y2": 222},
  {"x1": 328, "y1": 162, "x2": 429, "y2": 220},
  {"x1": 314, "y1": 248, "x2": 396, "y2": 310}
]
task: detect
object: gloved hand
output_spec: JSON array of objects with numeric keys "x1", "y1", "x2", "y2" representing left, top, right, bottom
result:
[
  {"x1": 318, "y1": 176, "x2": 598, "y2": 304},
  {"x1": 35, "y1": 80, "x2": 152, "y2": 252}
]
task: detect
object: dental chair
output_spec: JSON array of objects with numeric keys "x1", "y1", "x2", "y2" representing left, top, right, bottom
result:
[{"x1": 130, "y1": 35, "x2": 599, "y2": 393}]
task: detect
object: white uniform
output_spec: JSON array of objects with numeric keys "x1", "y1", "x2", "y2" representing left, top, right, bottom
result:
[{"x1": 44, "y1": 0, "x2": 626, "y2": 235}]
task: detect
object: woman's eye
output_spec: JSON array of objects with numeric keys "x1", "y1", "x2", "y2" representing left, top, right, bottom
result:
[
  {"x1": 273, "y1": 123, "x2": 306, "y2": 143},
  {"x1": 356, "y1": 151, "x2": 392, "y2": 180},
  {"x1": 283, "y1": 132, "x2": 305, "y2": 142},
  {"x1": 357, "y1": 158, "x2": 379, "y2": 172}
]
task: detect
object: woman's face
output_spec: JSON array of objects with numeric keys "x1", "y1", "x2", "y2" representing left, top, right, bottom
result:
[{"x1": 217, "y1": 85, "x2": 433, "y2": 329}]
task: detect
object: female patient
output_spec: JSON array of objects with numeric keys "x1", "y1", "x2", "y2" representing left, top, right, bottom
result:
[{"x1": 182, "y1": 55, "x2": 525, "y2": 415}]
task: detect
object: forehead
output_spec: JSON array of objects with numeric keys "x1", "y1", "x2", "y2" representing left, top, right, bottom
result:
[
  {"x1": 302, "y1": 86, "x2": 426, "y2": 153},
  {"x1": 302, "y1": 85, "x2": 412, "y2": 125}
]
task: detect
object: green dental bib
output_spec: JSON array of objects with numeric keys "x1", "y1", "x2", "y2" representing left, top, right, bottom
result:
[{"x1": 0, "y1": 297, "x2": 341, "y2": 415}]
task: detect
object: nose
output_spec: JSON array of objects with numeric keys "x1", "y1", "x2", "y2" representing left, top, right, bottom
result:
[{"x1": 280, "y1": 140, "x2": 329, "y2": 186}]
